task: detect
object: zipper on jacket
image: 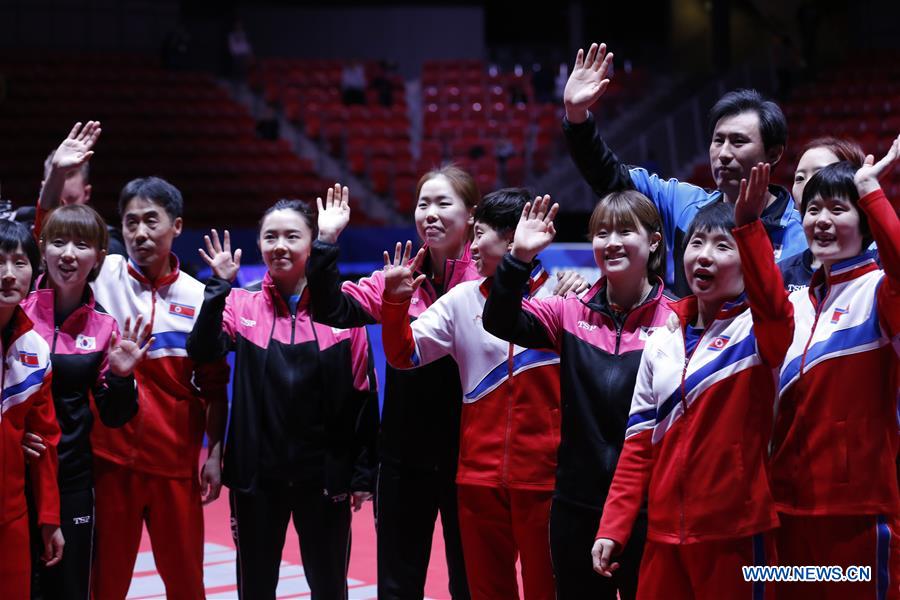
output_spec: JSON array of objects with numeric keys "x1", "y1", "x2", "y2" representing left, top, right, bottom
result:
[
  {"x1": 799, "y1": 287, "x2": 830, "y2": 375},
  {"x1": 676, "y1": 324, "x2": 708, "y2": 543},
  {"x1": 52, "y1": 326, "x2": 60, "y2": 353},
  {"x1": 614, "y1": 321, "x2": 623, "y2": 355},
  {"x1": 291, "y1": 312, "x2": 296, "y2": 345}
]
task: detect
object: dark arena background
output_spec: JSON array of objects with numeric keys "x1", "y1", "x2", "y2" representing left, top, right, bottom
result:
[{"x1": 1, "y1": 1, "x2": 898, "y2": 598}]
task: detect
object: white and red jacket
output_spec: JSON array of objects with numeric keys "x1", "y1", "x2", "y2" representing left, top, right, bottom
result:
[
  {"x1": 382, "y1": 266, "x2": 560, "y2": 490},
  {"x1": 771, "y1": 188, "x2": 900, "y2": 517},
  {"x1": 90, "y1": 254, "x2": 229, "y2": 479},
  {"x1": 597, "y1": 220, "x2": 793, "y2": 546},
  {"x1": 0, "y1": 307, "x2": 59, "y2": 526}
]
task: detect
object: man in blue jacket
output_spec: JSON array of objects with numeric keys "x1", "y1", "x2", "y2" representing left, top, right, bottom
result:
[{"x1": 562, "y1": 42, "x2": 806, "y2": 296}]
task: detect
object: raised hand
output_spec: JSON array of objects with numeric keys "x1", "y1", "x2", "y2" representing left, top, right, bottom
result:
[
  {"x1": 733, "y1": 162, "x2": 771, "y2": 227},
  {"x1": 51, "y1": 121, "x2": 101, "y2": 172},
  {"x1": 199, "y1": 229, "x2": 242, "y2": 282},
  {"x1": 108, "y1": 315, "x2": 154, "y2": 377},
  {"x1": 382, "y1": 241, "x2": 426, "y2": 304},
  {"x1": 511, "y1": 194, "x2": 559, "y2": 264},
  {"x1": 856, "y1": 133, "x2": 900, "y2": 197},
  {"x1": 317, "y1": 183, "x2": 351, "y2": 244},
  {"x1": 591, "y1": 538, "x2": 620, "y2": 577},
  {"x1": 563, "y1": 42, "x2": 614, "y2": 124}
]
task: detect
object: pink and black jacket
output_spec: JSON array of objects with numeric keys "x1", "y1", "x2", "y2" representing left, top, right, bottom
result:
[
  {"x1": 186, "y1": 273, "x2": 378, "y2": 496},
  {"x1": 22, "y1": 277, "x2": 138, "y2": 492},
  {"x1": 483, "y1": 252, "x2": 676, "y2": 510},
  {"x1": 307, "y1": 239, "x2": 480, "y2": 474}
]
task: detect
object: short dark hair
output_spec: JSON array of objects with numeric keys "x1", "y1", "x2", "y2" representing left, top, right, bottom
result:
[
  {"x1": 0, "y1": 220, "x2": 40, "y2": 287},
  {"x1": 118, "y1": 177, "x2": 183, "y2": 221},
  {"x1": 801, "y1": 161, "x2": 873, "y2": 251},
  {"x1": 683, "y1": 201, "x2": 736, "y2": 252},
  {"x1": 708, "y1": 89, "x2": 787, "y2": 152},
  {"x1": 473, "y1": 187, "x2": 531, "y2": 236},
  {"x1": 259, "y1": 199, "x2": 318, "y2": 238}
]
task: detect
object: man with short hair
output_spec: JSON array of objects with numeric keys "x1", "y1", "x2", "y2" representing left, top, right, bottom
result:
[
  {"x1": 88, "y1": 176, "x2": 229, "y2": 600},
  {"x1": 563, "y1": 43, "x2": 806, "y2": 296}
]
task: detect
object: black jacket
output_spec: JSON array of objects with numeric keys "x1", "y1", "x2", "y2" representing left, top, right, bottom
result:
[{"x1": 187, "y1": 274, "x2": 378, "y2": 496}]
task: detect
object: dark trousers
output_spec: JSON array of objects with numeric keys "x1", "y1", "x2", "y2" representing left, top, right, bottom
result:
[
  {"x1": 231, "y1": 486, "x2": 352, "y2": 600},
  {"x1": 375, "y1": 462, "x2": 470, "y2": 599},
  {"x1": 549, "y1": 498, "x2": 646, "y2": 600},
  {"x1": 31, "y1": 488, "x2": 95, "y2": 600}
]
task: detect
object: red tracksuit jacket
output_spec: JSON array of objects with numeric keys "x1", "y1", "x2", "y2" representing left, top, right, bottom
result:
[{"x1": 598, "y1": 220, "x2": 793, "y2": 546}]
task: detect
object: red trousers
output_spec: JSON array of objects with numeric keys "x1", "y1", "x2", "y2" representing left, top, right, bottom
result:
[
  {"x1": 457, "y1": 484, "x2": 555, "y2": 600},
  {"x1": 636, "y1": 533, "x2": 777, "y2": 599},
  {"x1": 92, "y1": 459, "x2": 205, "y2": 600},
  {"x1": 0, "y1": 512, "x2": 31, "y2": 600},
  {"x1": 775, "y1": 513, "x2": 899, "y2": 600}
]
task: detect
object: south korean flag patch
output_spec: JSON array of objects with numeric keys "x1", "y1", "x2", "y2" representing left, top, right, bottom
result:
[{"x1": 75, "y1": 335, "x2": 97, "y2": 351}]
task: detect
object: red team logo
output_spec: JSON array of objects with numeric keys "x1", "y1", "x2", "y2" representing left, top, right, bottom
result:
[
  {"x1": 19, "y1": 351, "x2": 40, "y2": 367},
  {"x1": 707, "y1": 335, "x2": 731, "y2": 351},
  {"x1": 169, "y1": 302, "x2": 196, "y2": 319}
]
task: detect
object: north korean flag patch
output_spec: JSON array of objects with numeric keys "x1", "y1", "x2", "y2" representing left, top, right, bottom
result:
[
  {"x1": 830, "y1": 307, "x2": 849, "y2": 325},
  {"x1": 19, "y1": 351, "x2": 40, "y2": 367},
  {"x1": 169, "y1": 302, "x2": 196, "y2": 319},
  {"x1": 707, "y1": 335, "x2": 731, "y2": 351}
]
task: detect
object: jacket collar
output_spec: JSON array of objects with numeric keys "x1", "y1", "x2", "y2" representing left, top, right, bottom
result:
[
  {"x1": 670, "y1": 290, "x2": 748, "y2": 330},
  {"x1": 126, "y1": 254, "x2": 180, "y2": 288},
  {"x1": 479, "y1": 259, "x2": 549, "y2": 299},
  {"x1": 261, "y1": 271, "x2": 310, "y2": 316},
  {"x1": 807, "y1": 250, "x2": 879, "y2": 303}
]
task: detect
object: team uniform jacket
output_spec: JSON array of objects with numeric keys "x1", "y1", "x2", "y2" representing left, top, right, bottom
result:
[
  {"x1": 186, "y1": 273, "x2": 378, "y2": 496},
  {"x1": 484, "y1": 253, "x2": 676, "y2": 510},
  {"x1": 771, "y1": 188, "x2": 900, "y2": 517},
  {"x1": 597, "y1": 220, "x2": 793, "y2": 546},
  {"x1": 563, "y1": 113, "x2": 806, "y2": 295},
  {"x1": 0, "y1": 307, "x2": 59, "y2": 526},
  {"x1": 307, "y1": 240, "x2": 480, "y2": 473},
  {"x1": 381, "y1": 266, "x2": 560, "y2": 490},
  {"x1": 90, "y1": 254, "x2": 229, "y2": 479},
  {"x1": 22, "y1": 278, "x2": 138, "y2": 492}
]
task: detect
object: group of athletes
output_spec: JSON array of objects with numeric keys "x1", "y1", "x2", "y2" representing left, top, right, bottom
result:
[{"x1": 0, "y1": 40, "x2": 897, "y2": 600}]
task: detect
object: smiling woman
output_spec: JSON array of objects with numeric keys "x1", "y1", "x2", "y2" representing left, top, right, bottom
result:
[{"x1": 187, "y1": 196, "x2": 379, "y2": 599}]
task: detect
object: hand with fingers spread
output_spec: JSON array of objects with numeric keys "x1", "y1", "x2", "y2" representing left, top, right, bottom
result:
[
  {"x1": 733, "y1": 162, "x2": 771, "y2": 227},
  {"x1": 108, "y1": 315, "x2": 155, "y2": 377},
  {"x1": 51, "y1": 121, "x2": 102, "y2": 173},
  {"x1": 856, "y1": 133, "x2": 900, "y2": 197},
  {"x1": 591, "y1": 538, "x2": 620, "y2": 577},
  {"x1": 382, "y1": 241, "x2": 426, "y2": 304},
  {"x1": 511, "y1": 194, "x2": 560, "y2": 264},
  {"x1": 22, "y1": 432, "x2": 47, "y2": 460},
  {"x1": 564, "y1": 42, "x2": 615, "y2": 124},
  {"x1": 317, "y1": 183, "x2": 351, "y2": 244},
  {"x1": 199, "y1": 229, "x2": 243, "y2": 282}
]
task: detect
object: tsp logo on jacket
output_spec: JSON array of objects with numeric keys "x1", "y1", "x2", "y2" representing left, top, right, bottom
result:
[
  {"x1": 830, "y1": 306, "x2": 849, "y2": 324},
  {"x1": 19, "y1": 351, "x2": 40, "y2": 367},
  {"x1": 169, "y1": 302, "x2": 196, "y2": 319},
  {"x1": 707, "y1": 335, "x2": 731, "y2": 352}
]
